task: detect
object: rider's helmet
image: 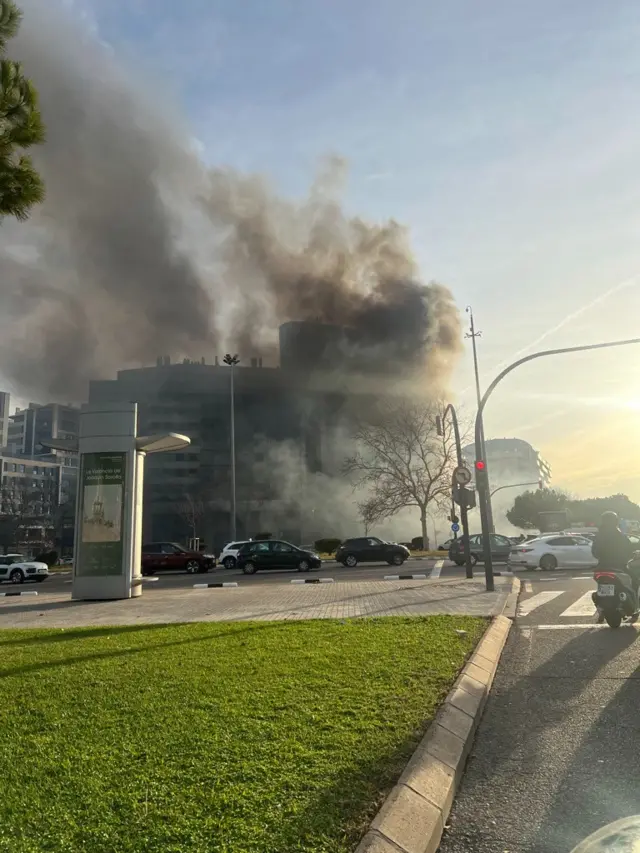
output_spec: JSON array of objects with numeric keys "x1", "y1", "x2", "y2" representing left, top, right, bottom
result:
[{"x1": 599, "y1": 511, "x2": 619, "y2": 531}]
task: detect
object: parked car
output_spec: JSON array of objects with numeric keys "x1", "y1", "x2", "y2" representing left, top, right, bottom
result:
[
  {"x1": 219, "y1": 540, "x2": 252, "y2": 569},
  {"x1": 448, "y1": 534, "x2": 513, "y2": 566},
  {"x1": 141, "y1": 542, "x2": 215, "y2": 575},
  {"x1": 335, "y1": 537, "x2": 410, "y2": 568},
  {"x1": 0, "y1": 554, "x2": 49, "y2": 584},
  {"x1": 508, "y1": 534, "x2": 600, "y2": 571},
  {"x1": 236, "y1": 540, "x2": 322, "y2": 574},
  {"x1": 437, "y1": 538, "x2": 454, "y2": 551}
]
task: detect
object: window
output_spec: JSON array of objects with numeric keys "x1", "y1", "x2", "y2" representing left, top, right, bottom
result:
[
  {"x1": 142, "y1": 544, "x2": 161, "y2": 554},
  {"x1": 490, "y1": 535, "x2": 512, "y2": 547},
  {"x1": 272, "y1": 542, "x2": 293, "y2": 553},
  {"x1": 249, "y1": 542, "x2": 271, "y2": 553},
  {"x1": 546, "y1": 537, "x2": 576, "y2": 547},
  {"x1": 367, "y1": 538, "x2": 382, "y2": 546},
  {"x1": 161, "y1": 543, "x2": 182, "y2": 554}
]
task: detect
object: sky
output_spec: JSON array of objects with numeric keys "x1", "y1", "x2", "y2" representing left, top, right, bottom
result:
[{"x1": 14, "y1": 0, "x2": 640, "y2": 502}]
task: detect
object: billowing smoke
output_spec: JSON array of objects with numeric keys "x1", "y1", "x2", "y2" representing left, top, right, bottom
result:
[{"x1": 0, "y1": 0, "x2": 462, "y2": 402}]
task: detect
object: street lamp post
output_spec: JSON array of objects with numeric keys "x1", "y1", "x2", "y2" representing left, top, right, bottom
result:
[
  {"x1": 223, "y1": 353, "x2": 240, "y2": 541},
  {"x1": 466, "y1": 306, "x2": 494, "y2": 533},
  {"x1": 437, "y1": 404, "x2": 474, "y2": 579},
  {"x1": 475, "y1": 336, "x2": 640, "y2": 591}
]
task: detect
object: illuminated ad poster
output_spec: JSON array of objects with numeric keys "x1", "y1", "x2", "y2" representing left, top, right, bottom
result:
[{"x1": 76, "y1": 452, "x2": 126, "y2": 576}]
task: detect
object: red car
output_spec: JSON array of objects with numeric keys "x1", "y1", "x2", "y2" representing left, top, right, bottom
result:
[{"x1": 141, "y1": 542, "x2": 215, "y2": 575}]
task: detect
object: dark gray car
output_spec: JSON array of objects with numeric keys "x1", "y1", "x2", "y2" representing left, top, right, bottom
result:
[{"x1": 448, "y1": 533, "x2": 512, "y2": 566}]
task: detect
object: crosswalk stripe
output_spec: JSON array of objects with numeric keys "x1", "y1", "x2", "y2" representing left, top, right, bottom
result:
[
  {"x1": 560, "y1": 590, "x2": 596, "y2": 617},
  {"x1": 517, "y1": 591, "x2": 564, "y2": 615},
  {"x1": 429, "y1": 559, "x2": 444, "y2": 579}
]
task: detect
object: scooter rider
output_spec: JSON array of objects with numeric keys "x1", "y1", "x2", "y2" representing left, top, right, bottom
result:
[{"x1": 592, "y1": 511, "x2": 637, "y2": 623}]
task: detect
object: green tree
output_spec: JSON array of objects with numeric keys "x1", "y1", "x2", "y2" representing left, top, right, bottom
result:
[
  {"x1": 506, "y1": 488, "x2": 569, "y2": 529},
  {"x1": 0, "y1": 0, "x2": 44, "y2": 220},
  {"x1": 507, "y1": 489, "x2": 640, "y2": 530}
]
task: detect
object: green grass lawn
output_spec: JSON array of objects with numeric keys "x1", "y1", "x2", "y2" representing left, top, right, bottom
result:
[{"x1": 0, "y1": 617, "x2": 486, "y2": 853}]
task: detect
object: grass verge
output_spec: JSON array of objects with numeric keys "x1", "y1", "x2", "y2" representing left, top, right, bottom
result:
[{"x1": 0, "y1": 616, "x2": 486, "y2": 853}]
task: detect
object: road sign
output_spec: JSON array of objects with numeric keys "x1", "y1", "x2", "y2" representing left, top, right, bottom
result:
[
  {"x1": 451, "y1": 522, "x2": 460, "y2": 533},
  {"x1": 453, "y1": 465, "x2": 472, "y2": 485}
]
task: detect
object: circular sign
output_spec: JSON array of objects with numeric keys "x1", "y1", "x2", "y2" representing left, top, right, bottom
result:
[
  {"x1": 453, "y1": 466, "x2": 472, "y2": 485},
  {"x1": 451, "y1": 523, "x2": 460, "y2": 533}
]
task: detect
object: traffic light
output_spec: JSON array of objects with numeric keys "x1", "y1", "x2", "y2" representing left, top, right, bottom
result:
[{"x1": 475, "y1": 459, "x2": 488, "y2": 490}]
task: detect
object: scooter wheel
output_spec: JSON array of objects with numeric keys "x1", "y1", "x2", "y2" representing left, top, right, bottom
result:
[{"x1": 605, "y1": 612, "x2": 622, "y2": 629}]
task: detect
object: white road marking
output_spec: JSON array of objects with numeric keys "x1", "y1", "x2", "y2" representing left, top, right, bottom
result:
[
  {"x1": 536, "y1": 623, "x2": 612, "y2": 630},
  {"x1": 517, "y1": 590, "x2": 563, "y2": 616},
  {"x1": 524, "y1": 582, "x2": 533, "y2": 593},
  {"x1": 560, "y1": 591, "x2": 596, "y2": 617},
  {"x1": 574, "y1": 576, "x2": 593, "y2": 580},
  {"x1": 429, "y1": 559, "x2": 444, "y2": 579}
]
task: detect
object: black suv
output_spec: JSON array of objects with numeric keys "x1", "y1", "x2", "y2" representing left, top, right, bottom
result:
[
  {"x1": 236, "y1": 540, "x2": 322, "y2": 574},
  {"x1": 448, "y1": 534, "x2": 513, "y2": 566},
  {"x1": 336, "y1": 537, "x2": 410, "y2": 568}
]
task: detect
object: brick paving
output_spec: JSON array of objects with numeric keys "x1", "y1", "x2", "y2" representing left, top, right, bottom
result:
[{"x1": 0, "y1": 577, "x2": 513, "y2": 629}]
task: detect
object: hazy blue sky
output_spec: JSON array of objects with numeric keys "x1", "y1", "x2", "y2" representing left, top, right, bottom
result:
[{"x1": 71, "y1": 1, "x2": 640, "y2": 498}]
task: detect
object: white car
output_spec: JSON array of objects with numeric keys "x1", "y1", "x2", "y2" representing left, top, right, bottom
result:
[
  {"x1": 219, "y1": 541, "x2": 252, "y2": 569},
  {"x1": 508, "y1": 534, "x2": 598, "y2": 571},
  {"x1": 0, "y1": 554, "x2": 50, "y2": 584}
]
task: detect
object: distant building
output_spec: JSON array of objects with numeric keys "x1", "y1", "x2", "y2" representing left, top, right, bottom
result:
[
  {"x1": 88, "y1": 324, "x2": 380, "y2": 549},
  {"x1": 0, "y1": 391, "x2": 9, "y2": 449},
  {"x1": 0, "y1": 454, "x2": 63, "y2": 552},
  {"x1": 462, "y1": 438, "x2": 552, "y2": 490},
  {"x1": 6, "y1": 402, "x2": 80, "y2": 503}
]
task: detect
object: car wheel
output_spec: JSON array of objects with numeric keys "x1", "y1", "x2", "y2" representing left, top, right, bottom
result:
[
  {"x1": 391, "y1": 554, "x2": 404, "y2": 566},
  {"x1": 242, "y1": 562, "x2": 257, "y2": 575},
  {"x1": 454, "y1": 560, "x2": 464, "y2": 567},
  {"x1": 223, "y1": 557, "x2": 236, "y2": 570},
  {"x1": 9, "y1": 569, "x2": 24, "y2": 584},
  {"x1": 539, "y1": 554, "x2": 558, "y2": 571},
  {"x1": 344, "y1": 554, "x2": 358, "y2": 567},
  {"x1": 185, "y1": 560, "x2": 201, "y2": 574},
  {"x1": 298, "y1": 559, "x2": 311, "y2": 572}
]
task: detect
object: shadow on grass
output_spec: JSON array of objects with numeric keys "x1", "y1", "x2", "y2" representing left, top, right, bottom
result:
[{"x1": 0, "y1": 622, "x2": 280, "y2": 679}]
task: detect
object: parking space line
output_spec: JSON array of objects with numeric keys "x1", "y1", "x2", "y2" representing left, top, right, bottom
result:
[
  {"x1": 560, "y1": 591, "x2": 596, "y2": 617},
  {"x1": 517, "y1": 590, "x2": 563, "y2": 615}
]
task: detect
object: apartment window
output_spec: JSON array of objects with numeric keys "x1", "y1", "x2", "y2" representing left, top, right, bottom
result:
[{"x1": 18, "y1": 464, "x2": 24, "y2": 473}]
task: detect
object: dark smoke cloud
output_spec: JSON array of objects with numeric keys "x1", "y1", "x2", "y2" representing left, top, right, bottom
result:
[
  {"x1": 0, "y1": 0, "x2": 462, "y2": 401},
  {"x1": 204, "y1": 161, "x2": 462, "y2": 380}
]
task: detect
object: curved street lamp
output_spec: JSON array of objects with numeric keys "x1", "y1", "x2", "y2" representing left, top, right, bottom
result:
[{"x1": 475, "y1": 336, "x2": 640, "y2": 591}]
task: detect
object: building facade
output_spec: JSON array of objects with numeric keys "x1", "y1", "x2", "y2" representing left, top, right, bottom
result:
[
  {"x1": 0, "y1": 392, "x2": 9, "y2": 450},
  {"x1": 5, "y1": 402, "x2": 80, "y2": 503},
  {"x1": 0, "y1": 455, "x2": 63, "y2": 553},
  {"x1": 462, "y1": 437, "x2": 552, "y2": 490}
]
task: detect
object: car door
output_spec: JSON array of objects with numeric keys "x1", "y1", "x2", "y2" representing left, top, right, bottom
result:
[
  {"x1": 572, "y1": 537, "x2": 598, "y2": 568},
  {"x1": 0, "y1": 556, "x2": 8, "y2": 581},
  {"x1": 365, "y1": 537, "x2": 385, "y2": 562},
  {"x1": 271, "y1": 541, "x2": 298, "y2": 569},
  {"x1": 542, "y1": 536, "x2": 577, "y2": 566},
  {"x1": 142, "y1": 544, "x2": 161, "y2": 570},
  {"x1": 489, "y1": 535, "x2": 513, "y2": 561},
  {"x1": 246, "y1": 541, "x2": 272, "y2": 569}
]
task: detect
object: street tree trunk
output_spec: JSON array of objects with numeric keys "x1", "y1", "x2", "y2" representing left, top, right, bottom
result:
[{"x1": 420, "y1": 509, "x2": 429, "y2": 551}]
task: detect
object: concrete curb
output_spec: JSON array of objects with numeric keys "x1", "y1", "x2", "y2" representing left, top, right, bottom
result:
[
  {"x1": 193, "y1": 582, "x2": 239, "y2": 589},
  {"x1": 0, "y1": 590, "x2": 38, "y2": 597},
  {"x1": 384, "y1": 574, "x2": 427, "y2": 581},
  {"x1": 355, "y1": 614, "x2": 513, "y2": 853},
  {"x1": 290, "y1": 577, "x2": 334, "y2": 584},
  {"x1": 502, "y1": 576, "x2": 521, "y2": 619}
]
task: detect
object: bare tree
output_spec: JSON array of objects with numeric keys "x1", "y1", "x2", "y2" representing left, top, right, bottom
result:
[
  {"x1": 177, "y1": 492, "x2": 206, "y2": 542},
  {"x1": 343, "y1": 401, "x2": 457, "y2": 548},
  {"x1": 0, "y1": 484, "x2": 41, "y2": 553}
]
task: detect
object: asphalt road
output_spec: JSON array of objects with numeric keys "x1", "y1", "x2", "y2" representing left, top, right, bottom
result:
[
  {"x1": 28, "y1": 562, "x2": 599, "y2": 594},
  {"x1": 439, "y1": 574, "x2": 640, "y2": 853}
]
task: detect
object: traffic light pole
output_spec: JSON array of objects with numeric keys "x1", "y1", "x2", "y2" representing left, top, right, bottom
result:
[
  {"x1": 439, "y1": 404, "x2": 474, "y2": 579},
  {"x1": 475, "y1": 335, "x2": 640, "y2": 592}
]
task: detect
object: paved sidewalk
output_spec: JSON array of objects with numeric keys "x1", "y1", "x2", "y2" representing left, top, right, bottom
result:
[{"x1": 0, "y1": 577, "x2": 512, "y2": 628}]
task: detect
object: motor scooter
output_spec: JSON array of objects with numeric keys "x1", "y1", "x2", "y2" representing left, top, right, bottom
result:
[{"x1": 592, "y1": 553, "x2": 640, "y2": 628}]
